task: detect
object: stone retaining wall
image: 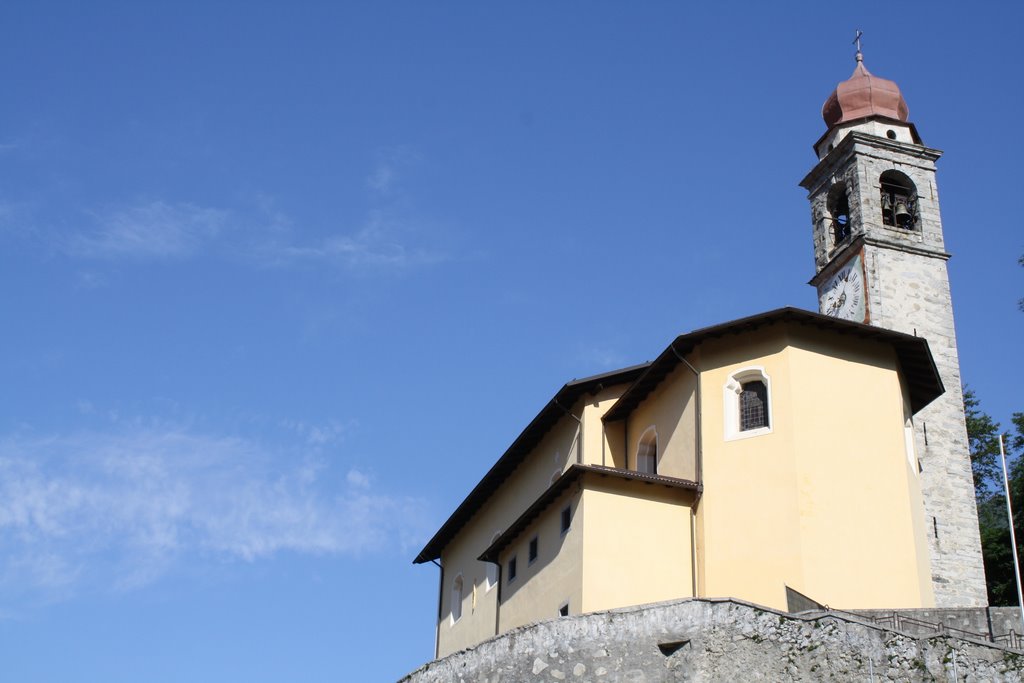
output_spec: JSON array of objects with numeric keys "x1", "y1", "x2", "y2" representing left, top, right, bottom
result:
[{"x1": 400, "y1": 598, "x2": 1024, "y2": 682}]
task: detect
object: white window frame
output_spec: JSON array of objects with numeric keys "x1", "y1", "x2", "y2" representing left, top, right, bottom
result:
[
  {"x1": 904, "y1": 417, "x2": 917, "y2": 472},
  {"x1": 485, "y1": 533, "x2": 500, "y2": 591},
  {"x1": 450, "y1": 574, "x2": 464, "y2": 625},
  {"x1": 550, "y1": 449, "x2": 564, "y2": 484},
  {"x1": 635, "y1": 425, "x2": 658, "y2": 474},
  {"x1": 724, "y1": 366, "x2": 773, "y2": 441}
]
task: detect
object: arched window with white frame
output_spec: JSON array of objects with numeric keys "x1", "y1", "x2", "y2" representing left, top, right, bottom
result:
[
  {"x1": 450, "y1": 574, "x2": 464, "y2": 624},
  {"x1": 551, "y1": 449, "x2": 563, "y2": 484},
  {"x1": 636, "y1": 426, "x2": 658, "y2": 474},
  {"x1": 724, "y1": 367, "x2": 773, "y2": 441}
]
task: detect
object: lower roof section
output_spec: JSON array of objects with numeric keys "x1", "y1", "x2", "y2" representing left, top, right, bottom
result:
[
  {"x1": 477, "y1": 464, "x2": 700, "y2": 564},
  {"x1": 413, "y1": 364, "x2": 650, "y2": 565}
]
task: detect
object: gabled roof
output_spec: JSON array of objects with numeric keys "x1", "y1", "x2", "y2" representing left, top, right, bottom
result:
[
  {"x1": 478, "y1": 464, "x2": 700, "y2": 563},
  {"x1": 412, "y1": 363, "x2": 650, "y2": 564},
  {"x1": 414, "y1": 306, "x2": 945, "y2": 566},
  {"x1": 602, "y1": 306, "x2": 944, "y2": 423}
]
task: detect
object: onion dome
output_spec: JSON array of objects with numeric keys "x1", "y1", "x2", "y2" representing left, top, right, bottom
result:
[{"x1": 822, "y1": 52, "x2": 909, "y2": 129}]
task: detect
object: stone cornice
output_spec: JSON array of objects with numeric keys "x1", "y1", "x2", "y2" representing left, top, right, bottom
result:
[
  {"x1": 810, "y1": 234, "x2": 950, "y2": 286},
  {"x1": 800, "y1": 132, "x2": 943, "y2": 193}
]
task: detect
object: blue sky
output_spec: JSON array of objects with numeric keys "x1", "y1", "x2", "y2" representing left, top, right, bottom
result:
[{"x1": 1, "y1": 2, "x2": 1022, "y2": 681}]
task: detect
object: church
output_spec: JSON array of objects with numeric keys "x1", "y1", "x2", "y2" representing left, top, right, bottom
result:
[{"x1": 414, "y1": 48, "x2": 987, "y2": 659}]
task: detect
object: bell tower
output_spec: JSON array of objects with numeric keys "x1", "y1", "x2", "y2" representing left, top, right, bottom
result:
[{"x1": 800, "y1": 46, "x2": 987, "y2": 607}]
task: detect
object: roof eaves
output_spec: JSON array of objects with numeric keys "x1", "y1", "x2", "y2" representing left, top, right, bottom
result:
[
  {"x1": 602, "y1": 307, "x2": 944, "y2": 422},
  {"x1": 477, "y1": 464, "x2": 700, "y2": 563},
  {"x1": 603, "y1": 307, "x2": 800, "y2": 423},
  {"x1": 412, "y1": 363, "x2": 650, "y2": 565}
]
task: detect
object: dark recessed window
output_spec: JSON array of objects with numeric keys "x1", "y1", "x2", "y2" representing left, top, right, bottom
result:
[
  {"x1": 886, "y1": 129, "x2": 897, "y2": 139},
  {"x1": 740, "y1": 381, "x2": 769, "y2": 431},
  {"x1": 507, "y1": 556, "x2": 517, "y2": 583},
  {"x1": 559, "y1": 603, "x2": 569, "y2": 617},
  {"x1": 827, "y1": 183, "x2": 851, "y2": 244},
  {"x1": 528, "y1": 536, "x2": 539, "y2": 564},
  {"x1": 880, "y1": 170, "x2": 918, "y2": 230},
  {"x1": 560, "y1": 505, "x2": 571, "y2": 534}
]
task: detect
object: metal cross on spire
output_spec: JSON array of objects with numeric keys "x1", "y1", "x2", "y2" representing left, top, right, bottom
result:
[{"x1": 853, "y1": 30, "x2": 864, "y2": 60}]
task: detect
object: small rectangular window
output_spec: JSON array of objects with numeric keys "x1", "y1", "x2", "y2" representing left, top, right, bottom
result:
[
  {"x1": 558, "y1": 603, "x2": 569, "y2": 617},
  {"x1": 507, "y1": 556, "x2": 517, "y2": 583},
  {"x1": 560, "y1": 505, "x2": 571, "y2": 534},
  {"x1": 528, "y1": 536, "x2": 539, "y2": 564}
]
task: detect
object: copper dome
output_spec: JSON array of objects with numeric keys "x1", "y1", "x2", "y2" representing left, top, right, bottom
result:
[{"x1": 822, "y1": 53, "x2": 909, "y2": 129}]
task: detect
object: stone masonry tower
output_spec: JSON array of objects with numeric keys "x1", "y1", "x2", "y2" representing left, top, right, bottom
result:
[{"x1": 799, "y1": 48, "x2": 987, "y2": 607}]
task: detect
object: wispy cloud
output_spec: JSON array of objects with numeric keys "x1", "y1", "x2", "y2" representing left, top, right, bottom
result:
[
  {"x1": 60, "y1": 192, "x2": 446, "y2": 271},
  {"x1": 279, "y1": 417, "x2": 354, "y2": 446},
  {"x1": 68, "y1": 201, "x2": 228, "y2": 260},
  {"x1": 346, "y1": 469, "x2": 371, "y2": 490},
  {"x1": 575, "y1": 343, "x2": 630, "y2": 371},
  {"x1": 0, "y1": 427, "x2": 427, "y2": 602},
  {"x1": 366, "y1": 146, "x2": 418, "y2": 196},
  {"x1": 74, "y1": 270, "x2": 107, "y2": 290},
  {"x1": 256, "y1": 209, "x2": 446, "y2": 270},
  {"x1": 0, "y1": 200, "x2": 23, "y2": 237},
  {"x1": 14, "y1": 148, "x2": 452, "y2": 271},
  {"x1": 367, "y1": 162, "x2": 396, "y2": 195}
]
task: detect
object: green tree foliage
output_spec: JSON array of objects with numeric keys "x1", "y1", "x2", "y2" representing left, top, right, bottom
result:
[
  {"x1": 967, "y1": 389, "x2": 1004, "y2": 500},
  {"x1": 967, "y1": 388, "x2": 1024, "y2": 605}
]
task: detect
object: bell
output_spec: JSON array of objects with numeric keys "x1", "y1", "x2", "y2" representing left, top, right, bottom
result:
[
  {"x1": 882, "y1": 193, "x2": 892, "y2": 210},
  {"x1": 894, "y1": 201, "x2": 912, "y2": 226}
]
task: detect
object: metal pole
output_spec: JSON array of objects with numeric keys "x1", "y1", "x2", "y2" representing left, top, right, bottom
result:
[{"x1": 998, "y1": 433, "x2": 1024, "y2": 636}]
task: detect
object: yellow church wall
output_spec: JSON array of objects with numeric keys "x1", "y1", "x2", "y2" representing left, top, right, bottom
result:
[
  {"x1": 437, "y1": 404, "x2": 584, "y2": 656},
  {"x1": 785, "y1": 329, "x2": 934, "y2": 608},
  {"x1": 603, "y1": 420, "x2": 626, "y2": 469},
  {"x1": 580, "y1": 477, "x2": 694, "y2": 613},
  {"x1": 900, "y1": 381, "x2": 934, "y2": 601},
  {"x1": 624, "y1": 364, "x2": 697, "y2": 481},
  {"x1": 696, "y1": 330, "x2": 799, "y2": 610},
  {"x1": 695, "y1": 324, "x2": 933, "y2": 611},
  {"x1": 495, "y1": 488, "x2": 583, "y2": 633},
  {"x1": 581, "y1": 384, "x2": 632, "y2": 468}
]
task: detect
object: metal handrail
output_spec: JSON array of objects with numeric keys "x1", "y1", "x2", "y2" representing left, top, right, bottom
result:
[
  {"x1": 994, "y1": 630, "x2": 1024, "y2": 650},
  {"x1": 866, "y1": 613, "x2": 1024, "y2": 651}
]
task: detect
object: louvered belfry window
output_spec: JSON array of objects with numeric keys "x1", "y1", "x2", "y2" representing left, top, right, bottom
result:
[{"x1": 740, "y1": 380, "x2": 769, "y2": 431}]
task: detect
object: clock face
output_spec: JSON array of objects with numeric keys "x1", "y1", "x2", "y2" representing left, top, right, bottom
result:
[{"x1": 819, "y1": 254, "x2": 866, "y2": 322}]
